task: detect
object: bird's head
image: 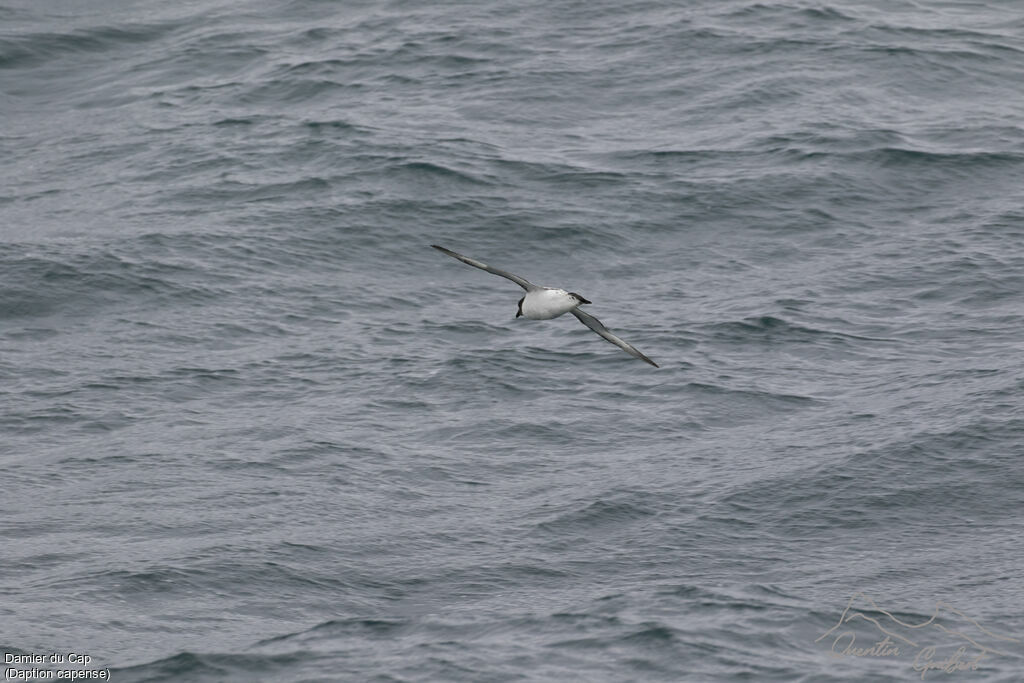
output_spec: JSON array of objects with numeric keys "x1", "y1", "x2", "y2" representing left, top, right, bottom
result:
[{"x1": 569, "y1": 292, "x2": 592, "y2": 305}]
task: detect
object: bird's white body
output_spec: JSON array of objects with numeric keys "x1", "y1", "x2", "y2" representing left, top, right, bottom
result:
[{"x1": 520, "y1": 288, "x2": 579, "y2": 320}]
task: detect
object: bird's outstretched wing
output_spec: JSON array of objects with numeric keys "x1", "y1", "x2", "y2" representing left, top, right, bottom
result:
[
  {"x1": 571, "y1": 308, "x2": 659, "y2": 367},
  {"x1": 431, "y1": 245, "x2": 538, "y2": 292}
]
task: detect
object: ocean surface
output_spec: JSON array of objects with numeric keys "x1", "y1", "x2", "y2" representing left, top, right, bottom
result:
[{"x1": 3, "y1": 0, "x2": 1024, "y2": 680}]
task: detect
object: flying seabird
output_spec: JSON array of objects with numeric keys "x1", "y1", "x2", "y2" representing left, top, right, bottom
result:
[{"x1": 431, "y1": 245, "x2": 658, "y2": 367}]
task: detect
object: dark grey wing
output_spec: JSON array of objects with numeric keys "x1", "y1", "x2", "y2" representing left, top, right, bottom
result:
[
  {"x1": 570, "y1": 308, "x2": 659, "y2": 367},
  {"x1": 431, "y1": 245, "x2": 537, "y2": 292}
]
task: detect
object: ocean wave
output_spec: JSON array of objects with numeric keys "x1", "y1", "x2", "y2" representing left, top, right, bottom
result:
[
  {"x1": 0, "y1": 21, "x2": 179, "y2": 70},
  {"x1": 535, "y1": 497, "x2": 657, "y2": 534},
  {"x1": 699, "y1": 315, "x2": 887, "y2": 348},
  {"x1": 0, "y1": 249, "x2": 217, "y2": 321},
  {"x1": 712, "y1": 415, "x2": 1024, "y2": 536}
]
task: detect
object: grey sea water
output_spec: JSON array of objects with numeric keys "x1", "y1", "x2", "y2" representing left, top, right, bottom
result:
[{"x1": 3, "y1": 0, "x2": 1024, "y2": 680}]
